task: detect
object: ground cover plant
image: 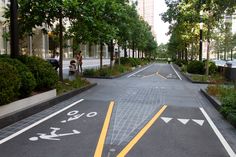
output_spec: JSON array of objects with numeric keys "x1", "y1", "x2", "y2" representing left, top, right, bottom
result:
[{"x1": 207, "y1": 85, "x2": 236, "y2": 127}]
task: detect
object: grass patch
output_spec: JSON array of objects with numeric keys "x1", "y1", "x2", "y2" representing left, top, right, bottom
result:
[
  {"x1": 207, "y1": 85, "x2": 236, "y2": 127},
  {"x1": 186, "y1": 73, "x2": 226, "y2": 83},
  {"x1": 56, "y1": 76, "x2": 90, "y2": 95}
]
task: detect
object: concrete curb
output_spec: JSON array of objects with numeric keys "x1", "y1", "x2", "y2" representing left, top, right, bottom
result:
[
  {"x1": 0, "y1": 83, "x2": 97, "y2": 129},
  {"x1": 173, "y1": 64, "x2": 215, "y2": 84},
  {"x1": 83, "y1": 64, "x2": 149, "y2": 79},
  {"x1": 200, "y1": 89, "x2": 221, "y2": 110}
]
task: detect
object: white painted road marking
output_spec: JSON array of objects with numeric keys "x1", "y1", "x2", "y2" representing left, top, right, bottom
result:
[
  {"x1": 0, "y1": 99, "x2": 84, "y2": 145},
  {"x1": 161, "y1": 117, "x2": 173, "y2": 123},
  {"x1": 200, "y1": 107, "x2": 236, "y2": 157},
  {"x1": 161, "y1": 117, "x2": 205, "y2": 126},
  {"x1": 29, "y1": 127, "x2": 81, "y2": 141},
  {"x1": 192, "y1": 119, "x2": 204, "y2": 126},
  {"x1": 127, "y1": 64, "x2": 152, "y2": 78},
  {"x1": 177, "y1": 118, "x2": 190, "y2": 125},
  {"x1": 170, "y1": 64, "x2": 182, "y2": 80}
]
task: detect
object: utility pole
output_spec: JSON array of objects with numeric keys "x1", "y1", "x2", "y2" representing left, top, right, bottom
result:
[{"x1": 10, "y1": 0, "x2": 19, "y2": 58}]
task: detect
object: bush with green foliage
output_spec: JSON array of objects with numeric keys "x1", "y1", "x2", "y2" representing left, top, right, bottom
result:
[
  {"x1": 220, "y1": 90, "x2": 236, "y2": 118},
  {"x1": 17, "y1": 55, "x2": 58, "y2": 90},
  {"x1": 0, "y1": 62, "x2": 21, "y2": 105},
  {"x1": 56, "y1": 77, "x2": 90, "y2": 95},
  {"x1": 83, "y1": 69, "x2": 96, "y2": 77},
  {"x1": 116, "y1": 57, "x2": 144, "y2": 67},
  {"x1": 98, "y1": 68, "x2": 112, "y2": 77},
  {"x1": 0, "y1": 57, "x2": 36, "y2": 97},
  {"x1": 209, "y1": 61, "x2": 217, "y2": 75},
  {"x1": 187, "y1": 61, "x2": 205, "y2": 74}
]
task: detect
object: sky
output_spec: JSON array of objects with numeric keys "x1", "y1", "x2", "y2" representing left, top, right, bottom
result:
[{"x1": 155, "y1": 0, "x2": 170, "y2": 45}]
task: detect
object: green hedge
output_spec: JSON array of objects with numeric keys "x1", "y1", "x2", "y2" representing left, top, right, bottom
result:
[
  {"x1": 18, "y1": 55, "x2": 58, "y2": 90},
  {"x1": 116, "y1": 57, "x2": 144, "y2": 67},
  {"x1": 187, "y1": 61, "x2": 205, "y2": 74},
  {"x1": 220, "y1": 92, "x2": 236, "y2": 118},
  {"x1": 209, "y1": 61, "x2": 217, "y2": 75},
  {"x1": 0, "y1": 57, "x2": 36, "y2": 97},
  {"x1": 0, "y1": 62, "x2": 21, "y2": 105}
]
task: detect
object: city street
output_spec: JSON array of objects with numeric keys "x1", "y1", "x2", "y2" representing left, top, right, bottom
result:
[{"x1": 0, "y1": 63, "x2": 236, "y2": 157}]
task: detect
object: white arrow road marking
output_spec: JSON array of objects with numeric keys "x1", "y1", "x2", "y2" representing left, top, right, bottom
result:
[
  {"x1": 192, "y1": 119, "x2": 204, "y2": 126},
  {"x1": 177, "y1": 119, "x2": 190, "y2": 125},
  {"x1": 161, "y1": 117, "x2": 173, "y2": 123}
]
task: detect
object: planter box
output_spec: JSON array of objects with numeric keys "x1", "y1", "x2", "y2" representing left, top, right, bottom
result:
[
  {"x1": 0, "y1": 89, "x2": 56, "y2": 118},
  {"x1": 0, "y1": 84, "x2": 97, "y2": 129}
]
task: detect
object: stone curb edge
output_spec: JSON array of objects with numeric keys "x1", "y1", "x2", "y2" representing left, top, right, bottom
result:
[
  {"x1": 83, "y1": 64, "x2": 150, "y2": 79},
  {"x1": 200, "y1": 88, "x2": 221, "y2": 110},
  {"x1": 0, "y1": 83, "x2": 97, "y2": 129},
  {"x1": 173, "y1": 64, "x2": 215, "y2": 84}
]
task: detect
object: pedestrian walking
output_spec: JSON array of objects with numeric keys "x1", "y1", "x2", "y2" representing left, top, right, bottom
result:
[
  {"x1": 76, "y1": 51, "x2": 83, "y2": 74},
  {"x1": 54, "y1": 52, "x2": 60, "y2": 70}
]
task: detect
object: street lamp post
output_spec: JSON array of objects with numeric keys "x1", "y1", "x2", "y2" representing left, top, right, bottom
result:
[
  {"x1": 199, "y1": 10, "x2": 203, "y2": 61},
  {"x1": 10, "y1": 0, "x2": 19, "y2": 58}
]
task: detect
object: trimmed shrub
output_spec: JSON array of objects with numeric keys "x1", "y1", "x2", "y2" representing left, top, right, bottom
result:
[
  {"x1": 0, "y1": 62, "x2": 21, "y2": 105},
  {"x1": 99, "y1": 68, "x2": 111, "y2": 77},
  {"x1": 220, "y1": 92, "x2": 236, "y2": 118},
  {"x1": 83, "y1": 69, "x2": 96, "y2": 77},
  {"x1": 116, "y1": 57, "x2": 144, "y2": 67},
  {"x1": 187, "y1": 61, "x2": 205, "y2": 74},
  {"x1": 174, "y1": 59, "x2": 183, "y2": 67},
  {"x1": 0, "y1": 57, "x2": 36, "y2": 97},
  {"x1": 17, "y1": 55, "x2": 58, "y2": 90},
  {"x1": 227, "y1": 112, "x2": 236, "y2": 127},
  {"x1": 209, "y1": 61, "x2": 217, "y2": 75}
]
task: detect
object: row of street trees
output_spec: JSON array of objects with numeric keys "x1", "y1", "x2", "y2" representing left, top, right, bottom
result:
[
  {"x1": 7, "y1": 0, "x2": 157, "y2": 80},
  {"x1": 162, "y1": 0, "x2": 236, "y2": 74}
]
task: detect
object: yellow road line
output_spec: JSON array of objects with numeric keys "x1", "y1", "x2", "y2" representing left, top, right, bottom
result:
[
  {"x1": 156, "y1": 72, "x2": 167, "y2": 79},
  {"x1": 117, "y1": 105, "x2": 168, "y2": 157},
  {"x1": 94, "y1": 101, "x2": 115, "y2": 157}
]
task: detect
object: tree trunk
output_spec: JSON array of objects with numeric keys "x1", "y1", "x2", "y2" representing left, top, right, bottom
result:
[
  {"x1": 124, "y1": 44, "x2": 127, "y2": 58},
  {"x1": 132, "y1": 42, "x2": 135, "y2": 58},
  {"x1": 185, "y1": 44, "x2": 188, "y2": 61},
  {"x1": 138, "y1": 49, "x2": 139, "y2": 58},
  {"x1": 231, "y1": 49, "x2": 233, "y2": 61},
  {"x1": 10, "y1": 0, "x2": 19, "y2": 58},
  {"x1": 110, "y1": 40, "x2": 114, "y2": 69},
  {"x1": 118, "y1": 45, "x2": 120, "y2": 65},
  {"x1": 206, "y1": 24, "x2": 210, "y2": 76},
  {"x1": 100, "y1": 42, "x2": 103, "y2": 69},
  {"x1": 59, "y1": 11, "x2": 63, "y2": 81}
]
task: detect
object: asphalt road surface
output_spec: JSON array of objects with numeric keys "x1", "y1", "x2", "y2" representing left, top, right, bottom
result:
[{"x1": 0, "y1": 63, "x2": 235, "y2": 157}]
